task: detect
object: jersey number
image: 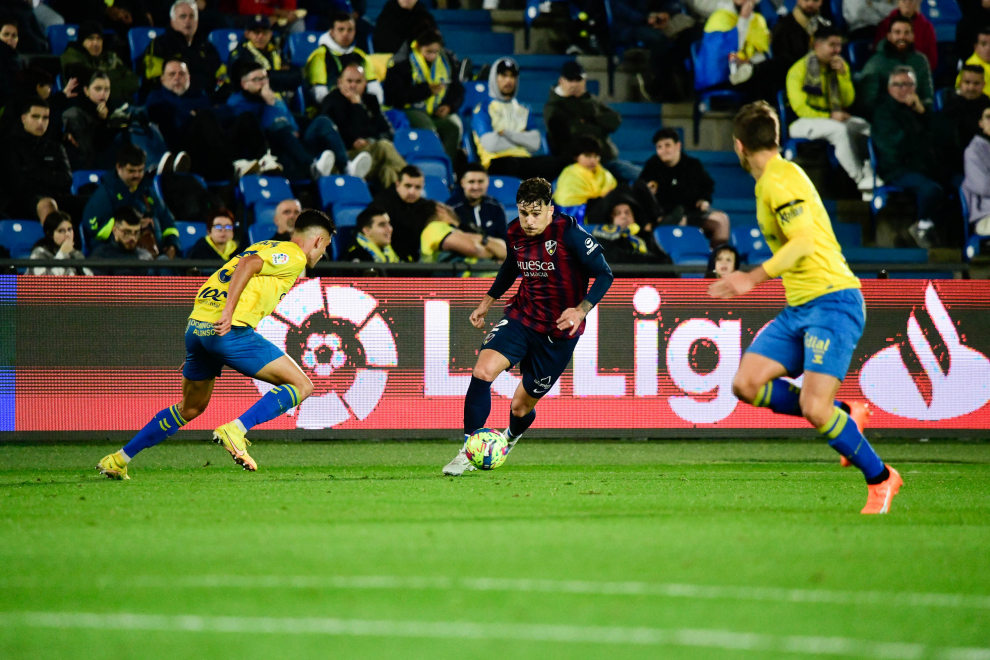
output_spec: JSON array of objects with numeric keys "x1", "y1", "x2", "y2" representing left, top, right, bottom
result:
[{"x1": 216, "y1": 250, "x2": 260, "y2": 284}]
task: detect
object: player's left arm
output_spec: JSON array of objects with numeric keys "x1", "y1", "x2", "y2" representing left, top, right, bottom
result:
[
  {"x1": 558, "y1": 225, "x2": 615, "y2": 336},
  {"x1": 709, "y1": 185, "x2": 815, "y2": 299},
  {"x1": 214, "y1": 254, "x2": 263, "y2": 336}
]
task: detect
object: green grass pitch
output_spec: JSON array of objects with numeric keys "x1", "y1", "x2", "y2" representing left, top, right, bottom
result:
[{"x1": 1, "y1": 441, "x2": 988, "y2": 659}]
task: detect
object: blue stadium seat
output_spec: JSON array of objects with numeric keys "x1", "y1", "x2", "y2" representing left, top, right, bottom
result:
[
  {"x1": 443, "y1": 31, "x2": 513, "y2": 58},
  {"x1": 609, "y1": 103, "x2": 663, "y2": 132},
  {"x1": 832, "y1": 222, "x2": 862, "y2": 247},
  {"x1": 934, "y1": 88, "x2": 948, "y2": 112},
  {"x1": 128, "y1": 27, "x2": 165, "y2": 70},
  {"x1": 653, "y1": 226, "x2": 711, "y2": 264},
  {"x1": 965, "y1": 235, "x2": 984, "y2": 261},
  {"x1": 333, "y1": 207, "x2": 362, "y2": 228},
  {"x1": 332, "y1": 226, "x2": 355, "y2": 260},
  {"x1": 846, "y1": 39, "x2": 872, "y2": 72},
  {"x1": 433, "y1": 9, "x2": 493, "y2": 31},
  {"x1": 557, "y1": 204, "x2": 587, "y2": 223},
  {"x1": 71, "y1": 170, "x2": 106, "y2": 195},
  {"x1": 866, "y1": 137, "x2": 907, "y2": 228},
  {"x1": 690, "y1": 41, "x2": 747, "y2": 143},
  {"x1": 488, "y1": 175, "x2": 521, "y2": 208},
  {"x1": 47, "y1": 24, "x2": 78, "y2": 57},
  {"x1": 830, "y1": 0, "x2": 845, "y2": 31},
  {"x1": 318, "y1": 175, "x2": 372, "y2": 212},
  {"x1": 248, "y1": 222, "x2": 277, "y2": 244},
  {"x1": 423, "y1": 175, "x2": 450, "y2": 202},
  {"x1": 460, "y1": 80, "x2": 491, "y2": 116},
  {"x1": 254, "y1": 202, "x2": 280, "y2": 228},
  {"x1": 610, "y1": 127, "x2": 656, "y2": 152},
  {"x1": 730, "y1": 224, "x2": 772, "y2": 264},
  {"x1": 394, "y1": 128, "x2": 453, "y2": 184},
  {"x1": 287, "y1": 31, "x2": 321, "y2": 68},
  {"x1": 689, "y1": 151, "x2": 742, "y2": 165},
  {"x1": 175, "y1": 221, "x2": 207, "y2": 255},
  {"x1": 208, "y1": 29, "x2": 244, "y2": 64},
  {"x1": 0, "y1": 220, "x2": 43, "y2": 258},
  {"x1": 238, "y1": 175, "x2": 293, "y2": 209},
  {"x1": 844, "y1": 247, "x2": 928, "y2": 263}
]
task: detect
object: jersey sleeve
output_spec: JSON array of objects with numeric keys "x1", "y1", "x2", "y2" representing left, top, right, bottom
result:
[
  {"x1": 421, "y1": 221, "x2": 454, "y2": 260},
  {"x1": 564, "y1": 222, "x2": 614, "y2": 306},
  {"x1": 255, "y1": 242, "x2": 306, "y2": 280},
  {"x1": 763, "y1": 173, "x2": 816, "y2": 240},
  {"x1": 487, "y1": 253, "x2": 520, "y2": 299}
]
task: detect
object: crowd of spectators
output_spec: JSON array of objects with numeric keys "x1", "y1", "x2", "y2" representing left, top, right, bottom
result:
[{"x1": 0, "y1": 0, "x2": 988, "y2": 277}]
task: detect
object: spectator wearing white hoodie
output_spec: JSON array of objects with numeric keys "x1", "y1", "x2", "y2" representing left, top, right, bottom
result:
[{"x1": 304, "y1": 11, "x2": 383, "y2": 105}]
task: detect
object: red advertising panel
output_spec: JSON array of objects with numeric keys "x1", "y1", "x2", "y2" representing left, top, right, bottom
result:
[{"x1": 6, "y1": 277, "x2": 990, "y2": 438}]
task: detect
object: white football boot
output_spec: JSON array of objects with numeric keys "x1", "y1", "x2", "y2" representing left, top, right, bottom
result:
[{"x1": 442, "y1": 447, "x2": 476, "y2": 476}]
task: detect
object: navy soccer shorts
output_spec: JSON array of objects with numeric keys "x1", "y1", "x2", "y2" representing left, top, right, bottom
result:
[
  {"x1": 182, "y1": 319, "x2": 285, "y2": 381},
  {"x1": 481, "y1": 317, "x2": 579, "y2": 398},
  {"x1": 747, "y1": 288, "x2": 866, "y2": 381}
]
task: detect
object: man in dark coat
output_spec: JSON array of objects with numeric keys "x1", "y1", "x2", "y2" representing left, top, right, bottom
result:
[
  {"x1": 140, "y1": 0, "x2": 225, "y2": 95},
  {"x1": 0, "y1": 98, "x2": 73, "y2": 219},
  {"x1": 372, "y1": 0, "x2": 436, "y2": 54},
  {"x1": 445, "y1": 163, "x2": 507, "y2": 242}
]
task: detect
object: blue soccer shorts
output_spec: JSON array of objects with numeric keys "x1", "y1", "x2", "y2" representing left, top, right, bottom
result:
[
  {"x1": 481, "y1": 317, "x2": 579, "y2": 398},
  {"x1": 182, "y1": 319, "x2": 285, "y2": 381},
  {"x1": 747, "y1": 288, "x2": 866, "y2": 381}
]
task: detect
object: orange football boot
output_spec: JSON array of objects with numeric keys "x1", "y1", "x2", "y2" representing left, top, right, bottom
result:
[{"x1": 861, "y1": 465, "x2": 903, "y2": 514}]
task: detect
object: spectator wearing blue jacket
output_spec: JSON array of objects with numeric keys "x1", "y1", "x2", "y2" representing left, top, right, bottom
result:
[
  {"x1": 81, "y1": 144, "x2": 179, "y2": 257},
  {"x1": 147, "y1": 59, "x2": 269, "y2": 181},
  {"x1": 227, "y1": 58, "x2": 356, "y2": 181},
  {"x1": 446, "y1": 164, "x2": 508, "y2": 242}
]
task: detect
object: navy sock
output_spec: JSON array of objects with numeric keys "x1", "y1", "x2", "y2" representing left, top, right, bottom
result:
[
  {"x1": 238, "y1": 384, "x2": 300, "y2": 431},
  {"x1": 507, "y1": 410, "x2": 536, "y2": 439},
  {"x1": 122, "y1": 404, "x2": 187, "y2": 459},
  {"x1": 463, "y1": 376, "x2": 493, "y2": 437},
  {"x1": 754, "y1": 380, "x2": 851, "y2": 418},
  {"x1": 818, "y1": 408, "x2": 885, "y2": 481},
  {"x1": 752, "y1": 379, "x2": 802, "y2": 416}
]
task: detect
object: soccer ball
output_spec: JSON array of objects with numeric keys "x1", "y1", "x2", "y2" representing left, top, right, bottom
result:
[{"x1": 465, "y1": 429, "x2": 509, "y2": 470}]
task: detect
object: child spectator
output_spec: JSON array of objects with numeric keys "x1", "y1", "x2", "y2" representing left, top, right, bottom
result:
[
  {"x1": 30, "y1": 211, "x2": 92, "y2": 276},
  {"x1": 706, "y1": 244, "x2": 740, "y2": 278},
  {"x1": 553, "y1": 135, "x2": 618, "y2": 211}
]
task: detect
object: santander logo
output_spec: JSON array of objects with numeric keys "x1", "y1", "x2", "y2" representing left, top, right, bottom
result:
[{"x1": 859, "y1": 283, "x2": 990, "y2": 421}]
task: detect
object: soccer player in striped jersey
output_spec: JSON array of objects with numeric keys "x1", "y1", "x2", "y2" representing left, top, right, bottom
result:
[
  {"x1": 443, "y1": 178, "x2": 614, "y2": 475},
  {"x1": 710, "y1": 102, "x2": 901, "y2": 514},
  {"x1": 97, "y1": 210, "x2": 335, "y2": 480}
]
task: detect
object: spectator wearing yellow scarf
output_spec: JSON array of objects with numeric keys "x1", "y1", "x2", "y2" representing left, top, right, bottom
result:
[{"x1": 553, "y1": 136, "x2": 618, "y2": 208}]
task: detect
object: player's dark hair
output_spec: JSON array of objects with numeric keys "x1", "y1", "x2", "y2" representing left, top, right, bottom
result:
[
  {"x1": 813, "y1": 23, "x2": 842, "y2": 41},
  {"x1": 113, "y1": 205, "x2": 142, "y2": 227},
  {"x1": 573, "y1": 135, "x2": 603, "y2": 158},
  {"x1": 116, "y1": 143, "x2": 147, "y2": 168},
  {"x1": 399, "y1": 164, "x2": 424, "y2": 180},
  {"x1": 516, "y1": 177, "x2": 553, "y2": 207},
  {"x1": 733, "y1": 101, "x2": 779, "y2": 152},
  {"x1": 356, "y1": 205, "x2": 388, "y2": 232},
  {"x1": 888, "y1": 15, "x2": 913, "y2": 32},
  {"x1": 294, "y1": 209, "x2": 336, "y2": 237},
  {"x1": 652, "y1": 127, "x2": 681, "y2": 144},
  {"x1": 415, "y1": 28, "x2": 444, "y2": 47},
  {"x1": 460, "y1": 162, "x2": 487, "y2": 178},
  {"x1": 331, "y1": 11, "x2": 354, "y2": 27},
  {"x1": 961, "y1": 64, "x2": 986, "y2": 77}
]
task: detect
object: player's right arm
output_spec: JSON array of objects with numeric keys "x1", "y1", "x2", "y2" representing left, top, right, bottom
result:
[
  {"x1": 214, "y1": 255, "x2": 263, "y2": 336},
  {"x1": 470, "y1": 254, "x2": 521, "y2": 329}
]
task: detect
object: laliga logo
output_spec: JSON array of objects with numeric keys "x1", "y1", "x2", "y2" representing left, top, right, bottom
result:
[
  {"x1": 859, "y1": 283, "x2": 990, "y2": 420},
  {"x1": 255, "y1": 281, "x2": 397, "y2": 429}
]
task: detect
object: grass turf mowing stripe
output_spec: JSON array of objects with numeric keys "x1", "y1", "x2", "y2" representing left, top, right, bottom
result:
[
  {"x1": 1, "y1": 611, "x2": 988, "y2": 659},
  {"x1": 49, "y1": 574, "x2": 990, "y2": 610}
]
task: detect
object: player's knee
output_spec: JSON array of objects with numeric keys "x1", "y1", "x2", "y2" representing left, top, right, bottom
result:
[
  {"x1": 178, "y1": 402, "x2": 207, "y2": 421},
  {"x1": 293, "y1": 377, "x2": 314, "y2": 402},
  {"x1": 732, "y1": 375, "x2": 758, "y2": 404},
  {"x1": 799, "y1": 395, "x2": 832, "y2": 428},
  {"x1": 472, "y1": 363, "x2": 499, "y2": 382},
  {"x1": 510, "y1": 398, "x2": 534, "y2": 418}
]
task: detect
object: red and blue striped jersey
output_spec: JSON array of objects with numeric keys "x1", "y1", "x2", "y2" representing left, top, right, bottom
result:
[{"x1": 487, "y1": 214, "x2": 614, "y2": 338}]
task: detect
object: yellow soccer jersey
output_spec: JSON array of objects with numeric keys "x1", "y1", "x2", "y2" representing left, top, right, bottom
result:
[
  {"x1": 189, "y1": 240, "x2": 306, "y2": 328},
  {"x1": 755, "y1": 155, "x2": 860, "y2": 306}
]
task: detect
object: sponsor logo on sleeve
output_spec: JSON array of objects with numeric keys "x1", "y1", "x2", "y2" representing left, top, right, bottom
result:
[
  {"x1": 271, "y1": 253, "x2": 289, "y2": 265},
  {"x1": 585, "y1": 237, "x2": 598, "y2": 255}
]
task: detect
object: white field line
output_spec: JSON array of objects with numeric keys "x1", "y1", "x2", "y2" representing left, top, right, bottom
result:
[
  {"x1": 96, "y1": 574, "x2": 990, "y2": 610},
  {"x1": 0, "y1": 611, "x2": 988, "y2": 660}
]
